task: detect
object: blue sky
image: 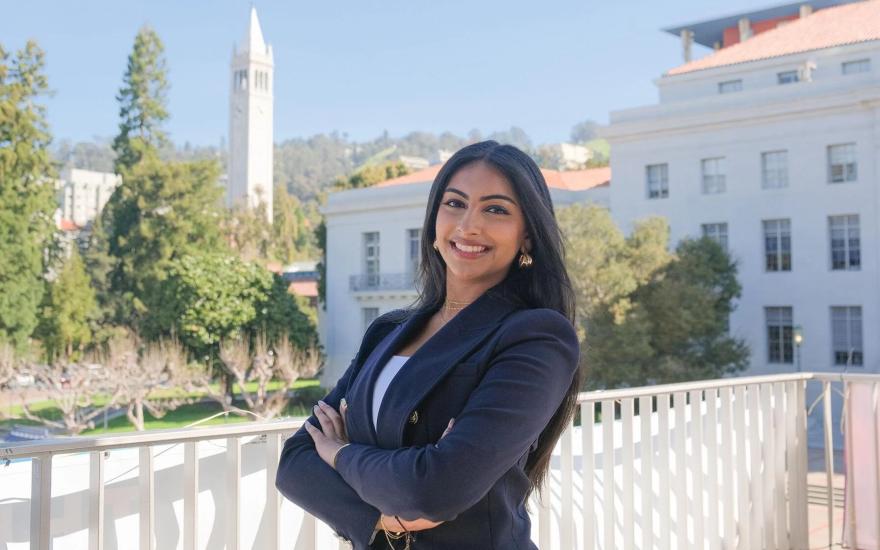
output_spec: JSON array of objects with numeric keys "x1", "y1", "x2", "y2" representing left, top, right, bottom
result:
[{"x1": 2, "y1": 0, "x2": 778, "y2": 146}]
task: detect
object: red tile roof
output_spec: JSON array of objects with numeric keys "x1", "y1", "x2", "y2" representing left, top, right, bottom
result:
[
  {"x1": 668, "y1": 1, "x2": 880, "y2": 75},
  {"x1": 375, "y1": 164, "x2": 610, "y2": 191},
  {"x1": 58, "y1": 219, "x2": 81, "y2": 231},
  {"x1": 288, "y1": 280, "x2": 318, "y2": 297}
]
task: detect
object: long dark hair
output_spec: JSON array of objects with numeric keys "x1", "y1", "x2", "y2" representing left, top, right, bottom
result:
[{"x1": 414, "y1": 140, "x2": 581, "y2": 495}]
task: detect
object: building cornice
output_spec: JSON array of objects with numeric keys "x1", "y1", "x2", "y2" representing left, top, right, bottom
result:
[{"x1": 605, "y1": 85, "x2": 880, "y2": 143}]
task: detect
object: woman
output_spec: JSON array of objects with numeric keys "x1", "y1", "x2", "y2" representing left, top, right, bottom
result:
[{"x1": 276, "y1": 141, "x2": 581, "y2": 549}]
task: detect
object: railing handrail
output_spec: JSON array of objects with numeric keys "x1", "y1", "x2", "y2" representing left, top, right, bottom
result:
[
  {"x1": 576, "y1": 372, "x2": 816, "y2": 403},
  {"x1": 1, "y1": 417, "x2": 305, "y2": 459},
  {"x1": 5, "y1": 370, "x2": 878, "y2": 458}
]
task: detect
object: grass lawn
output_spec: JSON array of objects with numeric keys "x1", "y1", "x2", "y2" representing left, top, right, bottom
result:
[{"x1": 0, "y1": 378, "x2": 324, "y2": 435}]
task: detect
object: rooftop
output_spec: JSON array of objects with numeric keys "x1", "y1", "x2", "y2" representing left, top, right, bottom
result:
[
  {"x1": 376, "y1": 164, "x2": 611, "y2": 192},
  {"x1": 666, "y1": 0, "x2": 878, "y2": 75}
]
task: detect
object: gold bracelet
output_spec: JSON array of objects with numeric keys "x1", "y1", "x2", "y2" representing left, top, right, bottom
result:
[
  {"x1": 379, "y1": 516, "x2": 405, "y2": 538},
  {"x1": 331, "y1": 443, "x2": 351, "y2": 469}
]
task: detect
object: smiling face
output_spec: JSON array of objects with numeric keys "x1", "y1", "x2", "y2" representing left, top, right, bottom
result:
[{"x1": 434, "y1": 161, "x2": 530, "y2": 297}]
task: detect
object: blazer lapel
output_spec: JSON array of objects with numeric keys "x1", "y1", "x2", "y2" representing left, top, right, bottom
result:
[
  {"x1": 344, "y1": 308, "x2": 433, "y2": 445},
  {"x1": 374, "y1": 290, "x2": 520, "y2": 448}
]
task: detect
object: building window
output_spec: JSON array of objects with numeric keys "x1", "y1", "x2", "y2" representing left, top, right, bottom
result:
[
  {"x1": 828, "y1": 143, "x2": 857, "y2": 183},
  {"x1": 362, "y1": 307, "x2": 380, "y2": 331},
  {"x1": 236, "y1": 70, "x2": 248, "y2": 90},
  {"x1": 766, "y1": 307, "x2": 794, "y2": 364},
  {"x1": 761, "y1": 150, "x2": 788, "y2": 189},
  {"x1": 407, "y1": 228, "x2": 421, "y2": 278},
  {"x1": 363, "y1": 232, "x2": 380, "y2": 287},
  {"x1": 701, "y1": 223, "x2": 728, "y2": 251},
  {"x1": 777, "y1": 70, "x2": 799, "y2": 84},
  {"x1": 701, "y1": 157, "x2": 726, "y2": 194},
  {"x1": 763, "y1": 219, "x2": 791, "y2": 272},
  {"x1": 832, "y1": 306, "x2": 863, "y2": 366},
  {"x1": 718, "y1": 80, "x2": 742, "y2": 93},
  {"x1": 829, "y1": 215, "x2": 860, "y2": 270},
  {"x1": 842, "y1": 59, "x2": 870, "y2": 75},
  {"x1": 645, "y1": 164, "x2": 669, "y2": 199}
]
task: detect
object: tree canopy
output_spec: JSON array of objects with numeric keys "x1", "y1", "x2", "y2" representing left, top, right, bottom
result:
[
  {"x1": 0, "y1": 41, "x2": 58, "y2": 348},
  {"x1": 559, "y1": 204, "x2": 749, "y2": 388}
]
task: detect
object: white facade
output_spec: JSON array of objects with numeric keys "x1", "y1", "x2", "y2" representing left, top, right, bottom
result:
[
  {"x1": 228, "y1": 7, "x2": 274, "y2": 222},
  {"x1": 606, "y1": 35, "x2": 880, "y2": 378},
  {"x1": 55, "y1": 168, "x2": 121, "y2": 227},
  {"x1": 319, "y1": 176, "x2": 609, "y2": 385}
]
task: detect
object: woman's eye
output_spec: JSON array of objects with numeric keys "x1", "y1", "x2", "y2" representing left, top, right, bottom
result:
[
  {"x1": 443, "y1": 199, "x2": 465, "y2": 208},
  {"x1": 486, "y1": 205, "x2": 509, "y2": 215}
]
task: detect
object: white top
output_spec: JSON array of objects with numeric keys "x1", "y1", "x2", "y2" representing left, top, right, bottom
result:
[{"x1": 371, "y1": 355, "x2": 410, "y2": 429}]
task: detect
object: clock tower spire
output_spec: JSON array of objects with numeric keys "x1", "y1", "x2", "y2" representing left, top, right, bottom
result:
[{"x1": 228, "y1": 6, "x2": 274, "y2": 222}]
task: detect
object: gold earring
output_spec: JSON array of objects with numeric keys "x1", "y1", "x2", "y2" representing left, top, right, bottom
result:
[
  {"x1": 433, "y1": 241, "x2": 439, "y2": 251},
  {"x1": 518, "y1": 251, "x2": 533, "y2": 269}
]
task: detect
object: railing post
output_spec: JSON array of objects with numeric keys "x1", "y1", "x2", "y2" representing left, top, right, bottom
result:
[
  {"x1": 560, "y1": 423, "x2": 574, "y2": 549},
  {"x1": 621, "y1": 398, "x2": 634, "y2": 550},
  {"x1": 265, "y1": 433, "x2": 282, "y2": 550},
  {"x1": 226, "y1": 437, "x2": 241, "y2": 550},
  {"x1": 673, "y1": 392, "x2": 687, "y2": 550},
  {"x1": 139, "y1": 446, "x2": 154, "y2": 550},
  {"x1": 823, "y1": 381, "x2": 835, "y2": 550},
  {"x1": 89, "y1": 451, "x2": 105, "y2": 550},
  {"x1": 793, "y1": 379, "x2": 809, "y2": 548},
  {"x1": 581, "y1": 402, "x2": 596, "y2": 550},
  {"x1": 638, "y1": 395, "x2": 654, "y2": 550},
  {"x1": 183, "y1": 441, "x2": 199, "y2": 550},
  {"x1": 602, "y1": 399, "x2": 615, "y2": 549},
  {"x1": 30, "y1": 455, "x2": 52, "y2": 550}
]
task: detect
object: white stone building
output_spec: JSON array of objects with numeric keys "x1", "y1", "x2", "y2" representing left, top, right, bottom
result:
[
  {"x1": 55, "y1": 168, "x2": 121, "y2": 227},
  {"x1": 605, "y1": 0, "x2": 879, "y2": 381},
  {"x1": 319, "y1": 164, "x2": 610, "y2": 384},
  {"x1": 228, "y1": 7, "x2": 274, "y2": 222}
]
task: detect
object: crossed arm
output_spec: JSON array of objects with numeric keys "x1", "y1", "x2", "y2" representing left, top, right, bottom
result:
[{"x1": 277, "y1": 309, "x2": 579, "y2": 544}]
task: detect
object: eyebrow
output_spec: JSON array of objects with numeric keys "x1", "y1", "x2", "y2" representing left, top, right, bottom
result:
[{"x1": 445, "y1": 187, "x2": 518, "y2": 206}]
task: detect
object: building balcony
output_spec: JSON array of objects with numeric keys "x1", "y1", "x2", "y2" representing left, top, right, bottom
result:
[
  {"x1": 349, "y1": 272, "x2": 417, "y2": 294},
  {"x1": 0, "y1": 372, "x2": 867, "y2": 549}
]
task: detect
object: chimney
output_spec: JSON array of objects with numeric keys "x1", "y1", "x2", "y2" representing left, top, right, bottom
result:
[
  {"x1": 681, "y1": 29, "x2": 694, "y2": 62},
  {"x1": 799, "y1": 4, "x2": 813, "y2": 18},
  {"x1": 738, "y1": 17, "x2": 752, "y2": 41}
]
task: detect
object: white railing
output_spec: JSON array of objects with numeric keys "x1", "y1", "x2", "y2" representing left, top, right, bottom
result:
[{"x1": 0, "y1": 372, "x2": 872, "y2": 549}]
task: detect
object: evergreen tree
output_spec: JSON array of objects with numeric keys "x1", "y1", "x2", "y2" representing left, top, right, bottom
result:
[
  {"x1": 0, "y1": 41, "x2": 57, "y2": 347},
  {"x1": 112, "y1": 26, "x2": 168, "y2": 171},
  {"x1": 36, "y1": 249, "x2": 98, "y2": 361},
  {"x1": 109, "y1": 151, "x2": 224, "y2": 324},
  {"x1": 102, "y1": 27, "x2": 225, "y2": 330}
]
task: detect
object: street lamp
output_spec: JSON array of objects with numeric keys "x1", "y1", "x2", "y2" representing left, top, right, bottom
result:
[{"x1": 793, "y1": 325, "x2": 804, "y2": 372}]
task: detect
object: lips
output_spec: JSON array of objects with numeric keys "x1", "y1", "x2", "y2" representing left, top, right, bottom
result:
[{"x1": 450, "y1": 240, "x2": 490, "y2": 258}]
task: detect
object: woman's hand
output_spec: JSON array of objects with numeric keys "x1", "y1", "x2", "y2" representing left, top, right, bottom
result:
[
  {"x1": 373, "y1": 418, "x2": 457, "y2": 534},
  {"x1": 304, "y1": 399, "x2": 349, "y2": 468},
  {"x1": 378, "y1": 514, "x2": 444, "y2": 532}
]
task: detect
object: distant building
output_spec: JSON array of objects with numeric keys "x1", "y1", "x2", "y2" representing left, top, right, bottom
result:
[
  {"x1": 283, "y1": 261, "x2": 319, "y2": 308},
  {"x1": 606, "y1": 0, "x2": 877, "y2": 382},
  {"x1": 228, "y1": 7, "x2": 274, "y2": 223},
  {"x1": 397, "y1": 155, "x2": 431, "y2": 171},
  {"x1": 543, "y1": 143, "x2": 593, "y2": 170},
  {"x1": 55, "y1": 168, "x2": 121, "y2": 227},
  {"x1": 318, "y1": 165, "x2": 610, "y2": 384}
]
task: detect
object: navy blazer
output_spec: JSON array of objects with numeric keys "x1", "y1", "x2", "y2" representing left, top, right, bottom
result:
[{"x1": 276, "y1": 288, "x2": 579, "y2": 549}]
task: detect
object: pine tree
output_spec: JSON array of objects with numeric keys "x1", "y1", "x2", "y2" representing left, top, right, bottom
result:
[
  {"x1": 102, "y1": 27, "x2": 225, "y2": 330},
  {"x1": 36, "y1": 249, "x2": 98, "y2": 361},
  {"x1": 0, "y1": 41, "x2": 58, "y2": 347},
  {"x1": 112, "y1": 26, "x2": 168, "y2": 172}
]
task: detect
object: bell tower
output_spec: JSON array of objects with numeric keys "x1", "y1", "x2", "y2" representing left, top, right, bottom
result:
[{"x1": 228, "y1": 6, "x2": 274, "y2": 222}]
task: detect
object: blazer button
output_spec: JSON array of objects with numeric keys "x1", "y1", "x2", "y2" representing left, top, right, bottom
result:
[{"x1": 409, "y1": 410, "x2": 419, "y2": 424}]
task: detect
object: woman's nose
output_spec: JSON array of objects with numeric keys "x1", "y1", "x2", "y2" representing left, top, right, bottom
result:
[{"x1": 457, "y1": 208, "x2": 481, "y2": 235}]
